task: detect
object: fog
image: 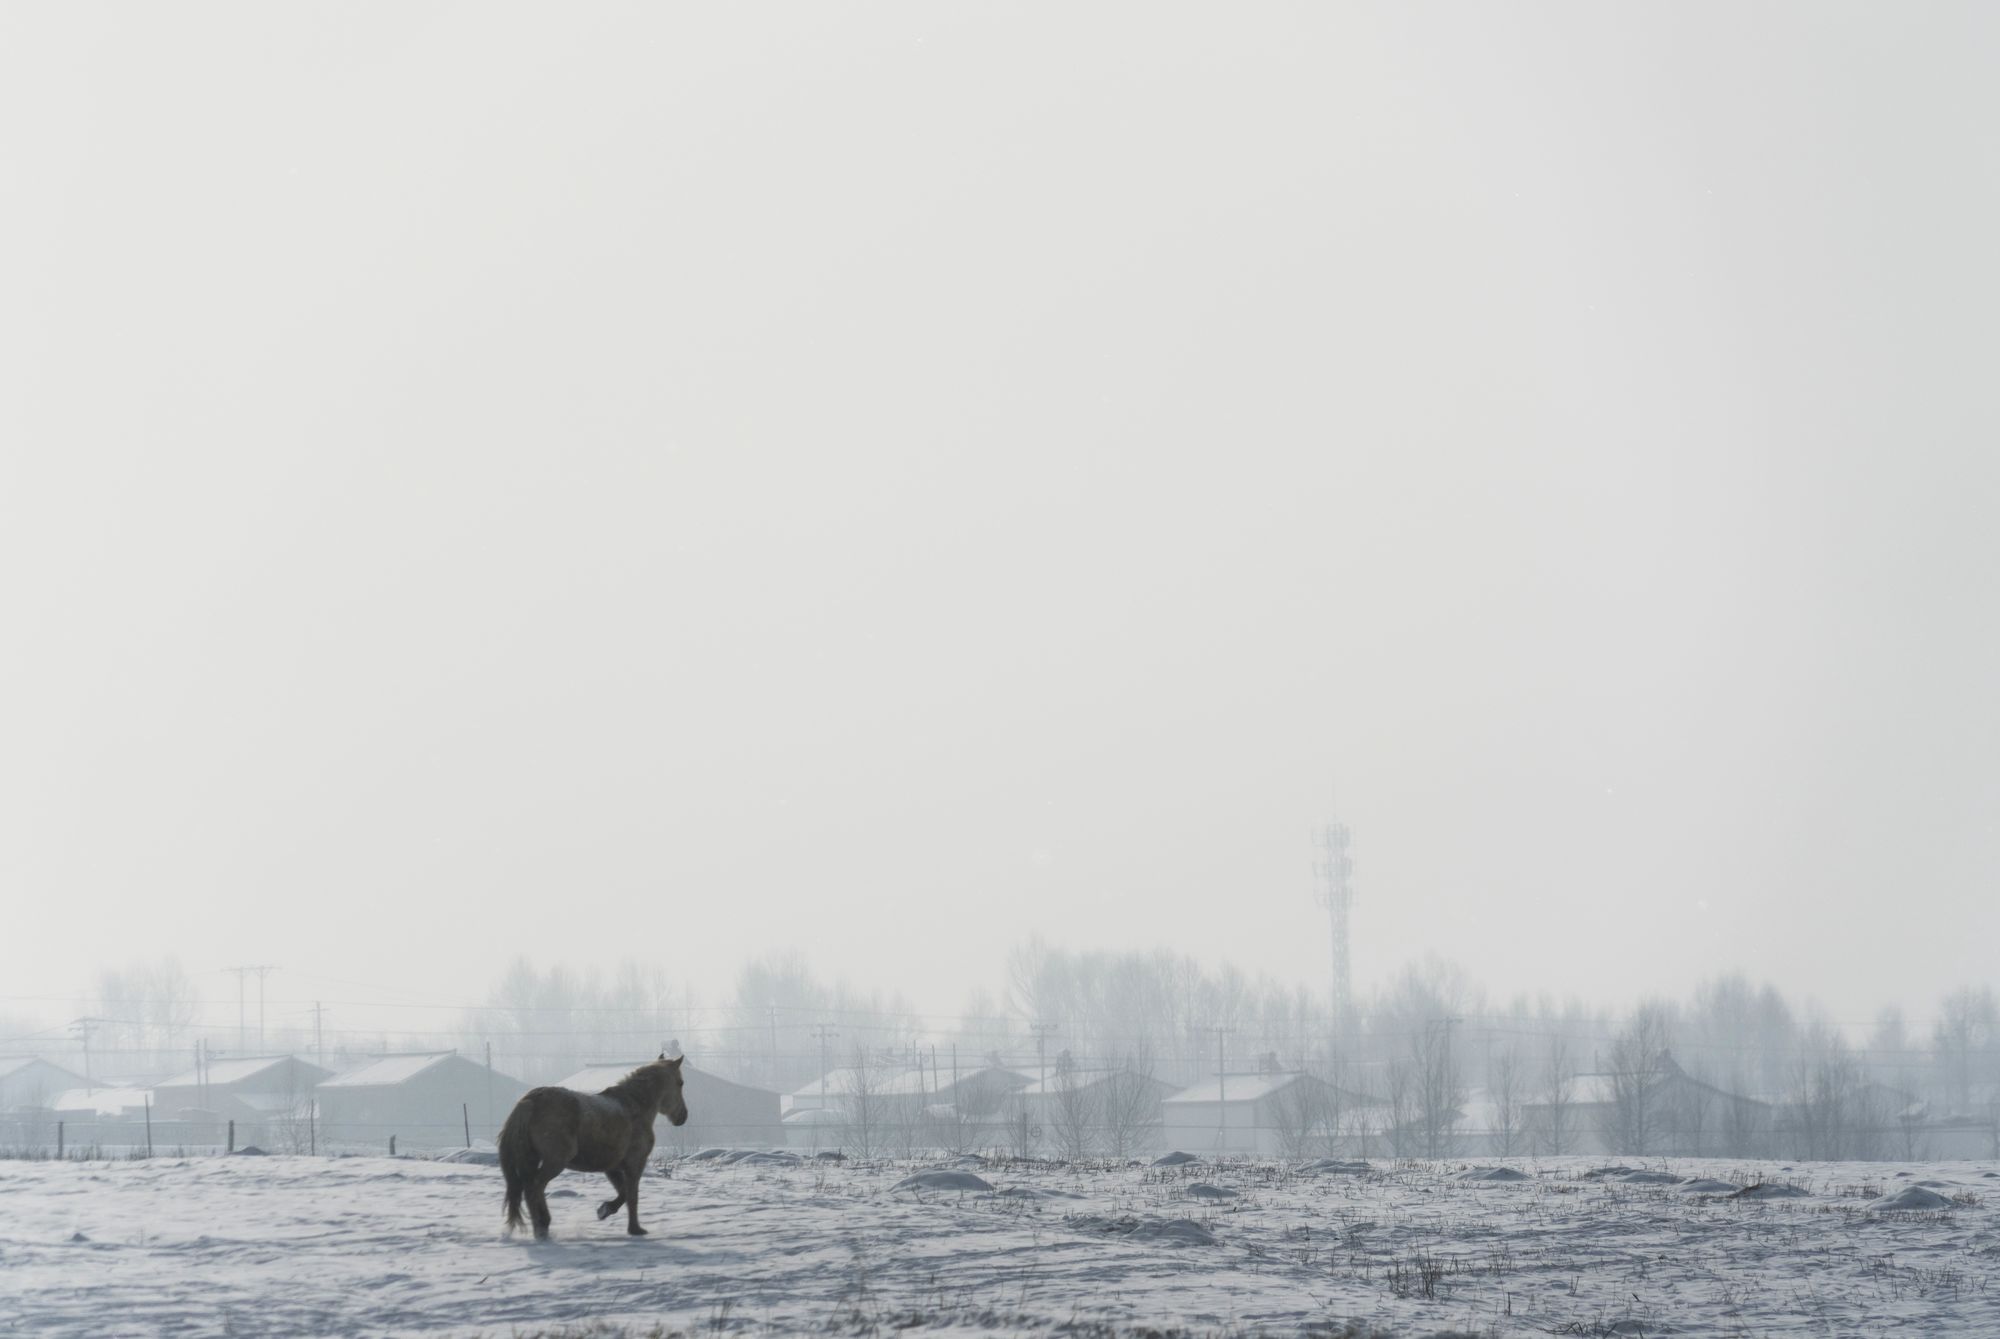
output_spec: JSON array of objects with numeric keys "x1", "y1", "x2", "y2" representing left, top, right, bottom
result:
[{"x1": 3, "y1": 2, "x2": 1996, "y2": 1065}]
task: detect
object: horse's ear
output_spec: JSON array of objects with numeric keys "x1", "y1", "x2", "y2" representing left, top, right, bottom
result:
[
  {"x1": 658, "y1": 1051, "x2": 666, "y2": 1061},
  {"x1": 670, "y1": 1055, "x2": 684, "y2": 1069}
]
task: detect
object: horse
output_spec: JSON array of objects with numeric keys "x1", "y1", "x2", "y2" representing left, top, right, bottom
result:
[{"x1": 499, "y1": 1054, "x2": 688, "y2": 1240}]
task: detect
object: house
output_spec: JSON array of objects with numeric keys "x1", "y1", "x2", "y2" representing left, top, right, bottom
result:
[
  {"x1": 783, "y1": 1063, "x2": 1034, "y2": 1153},
  {"x1": 1017, "y1": 1068, "x2": 1176, "y2": 1155},
  {"x1": 0, "y1": 1056, "x2": 90, "y2": 1112},
  {"x1": 1519, "y1": 1057, "x2": 1770, "y2": 1157},
  {"x1": 150, "y1": 1054, "x2": 334, "y2": 1137},
  {"x1": 1898, "y1": 1085, "x2": 2000, "y2": 1160},
  {"x1": 1161, "y1": 1071, "x2": 1377, "y2": 1157},
  {"x1": 50, "y1": 1086, "x2": 154, "y2": 1118},
  {"x1": 317, "y1": 1052, "x2": 528, "y2": 1151},
  {"x1": 557, "y1": 1061, "x2": 781, "y2": 1151}
]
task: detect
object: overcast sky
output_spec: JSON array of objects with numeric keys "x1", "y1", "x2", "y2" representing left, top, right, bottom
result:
[{"x1": 3, "y1": 2, "x2": 1995, "y2": 1030}]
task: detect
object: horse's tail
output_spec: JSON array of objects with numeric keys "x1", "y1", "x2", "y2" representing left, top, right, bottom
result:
[{"x1": 498, "y1": 1100, "x2": 536, "y2": 1232}]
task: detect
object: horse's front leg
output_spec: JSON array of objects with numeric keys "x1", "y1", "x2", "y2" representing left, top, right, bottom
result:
[
  {"x1": 623, "y1": 1165, "x2": 647, "y2": 1236},
  {"x1": 596, "y1": 1169, "x2": 626, "y2": 1222}
]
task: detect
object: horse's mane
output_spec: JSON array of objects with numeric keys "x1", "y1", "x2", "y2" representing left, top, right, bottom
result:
[{"x1": 601, "y1": 1060, "x2": 674, "y2": 1107}]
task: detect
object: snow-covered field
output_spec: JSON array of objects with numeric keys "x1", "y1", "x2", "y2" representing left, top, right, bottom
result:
[{"x1": 3, "y1": 1149, "x2": 1996, "y2": 1337}]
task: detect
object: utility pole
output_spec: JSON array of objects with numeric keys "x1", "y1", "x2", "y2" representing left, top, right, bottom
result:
[
  {"x1": 811, "y1": 1024, "x2": 839, "y2": 1109},
  {"x1": 230, "y1": 967, "x2": 248, "y2": 1050},
  {"x1": 312, "y1": 1001, "x2": 327, "y2": 1070},
  {"x1": 1201, "y1": 1026, "x2": 1234, "y2": 1150},
  {"x1": 70, "y1": 1018, "x2": 103, "y2": 1088},
  {"x1": 768, "y1": 1003, "x2": 780, "y2": 1090},
  {"x1": 227, "y1": 965, "x2": 276, "y2": 1051},
  {"x1": 1029, "y1": 1022, "x2": 1059, "y2": 1093},
  {"x1": 255, "y1": 966, "x2": 275, "y2": 1050},
  {"x1": 1029, "y1": 1022, "x2": 1058, "y2": 1153}
]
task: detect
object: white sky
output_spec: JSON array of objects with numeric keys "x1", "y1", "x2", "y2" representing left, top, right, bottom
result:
[{"x1": 3, "y1": 3, "x2": 1995, "y2": 1028}]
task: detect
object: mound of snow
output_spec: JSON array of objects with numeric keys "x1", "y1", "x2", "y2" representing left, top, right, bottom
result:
[
  {"x1": 1679, "y1": 1179, "x2": 1739, "y2": 1194},
  {"x1": 1151, "y1": 1151, "x2": 1199, "y2": 1167},
  {"x1": 688, "y1": 1148, "x2": 732, "y2": 1161},
  {"x1": 1460, "y1": 1166, "x2": 1531, "y2": 1183},
  {"x1": 1071, "y1": 1214, "x2": 1216, "y2": 1247},
  {"x1": 1128, "y1": 1218, "x2": 1217, "y2": 1246},
  {"x1": 890, "y1": 1170, "x2": 993, "y2": 1194},
  {"x1": 435, "y1": 1148, "x2": 498, "y2": 1166},
  {"x1": 1616, "y1": 1170, "x2": 1683, "y2": 1185},
  {"x1": 1730, "y1": 1182, "x2": 1809, "y2": 1200},
  {"x1": 231, "y1": 1146, "x2": 268, "y2": 1157},
  {"x1": 1870, "y1": 1186, "x2": 1955, "y2": 1212},
  {"x1": 1298, "y1": 1158, "x2": 1372, "y2": 1175},
  {"x1": 732, "y1": 1151, "x2": 800, "y2": 1167},
  {"x1": 1185, "y1": 1182, "x2": 1237, "y2": 1199}
]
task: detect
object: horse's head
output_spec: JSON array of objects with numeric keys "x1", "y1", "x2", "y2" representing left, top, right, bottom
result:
[{"x1": 655, "y1": 1053, "x2": 689, "y2": 1126}]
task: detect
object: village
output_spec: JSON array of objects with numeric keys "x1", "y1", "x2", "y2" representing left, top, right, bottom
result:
[{"x1": 5, "y1": 1037, "x2": 1996, "y2": 1165}]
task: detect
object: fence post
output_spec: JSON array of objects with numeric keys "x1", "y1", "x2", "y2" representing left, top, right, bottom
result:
[
  {"x1": 389, "y1": 1134, "x2": 396, "y2": 1157},
  {"x1": 463, "y1": 1103, "x2": 471, "y2": 1149},
  {"x1": 57, "y1": 1120, "x2": 64, "y2": 1159},
  {"x1": 310, "y1": 1100, "x2": 316, "y2": 1156},
  {"x1": 228, "y1": 1119, "x2": 235, "y2": 1154},
  {"x1": 144, "y1": 1095, "x2": 153, "y2": 1158}
]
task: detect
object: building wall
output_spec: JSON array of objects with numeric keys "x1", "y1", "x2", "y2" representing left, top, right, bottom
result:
[
  {"x1": 0, "y1": 1061, "x2": 89, "y2": 1111},
  {"x1": 317, "y1": 1061, "x2": 527, "y2": 1150}
]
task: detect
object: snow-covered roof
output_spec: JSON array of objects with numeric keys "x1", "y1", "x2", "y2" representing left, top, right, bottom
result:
[
  {"x1": 1018, "y1": 1069, "x2": 1170, "y2": 1098},
  {"x1": 1163, "y1": 1072, "x2": 1314, "y2": 1106},
  {"x1": 321, "y1": 1053, "x2": 455, "y2": 1088},
  {"x1": 50, "y1": 1086, "x2": 152, "y2": 1115},
  {"x1": 558, "y1": 1064, "x2": 642, "y2": 1094},
  {"x1": 0, "y1": 1056, "x2": 87, "y2": 1083},
  {"x1": 789, "y1": 1064, "x2": 1034, "y2": 1103},
  {"x1": 782, "y1": 1106, "x2": 843, "y2": 1125},
  {"x1": 155, "y1": 1055, "x2": 297, "y2": 1088}
]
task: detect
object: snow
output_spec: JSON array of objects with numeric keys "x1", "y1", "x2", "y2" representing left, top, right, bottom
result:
[
  {"x1": 48, "y1": 1087, "x2": 152, "y2": 1116},
  {"x1": 321, "y1": 1053, "x2": 455, "y2": 1088},
  {"x1": 152, "y1": 1055, "x2": 292, "y2": 1088},
  {"x1": 1, "y1": 1152, "x2": 1995, "y2": 1336},
  {"x1": 1160, "y1": 1072, "x2": 1310, "y2": 1105},
  {"x1": 557, "y1": 1064, "x2": 644, "y2": 1094}
]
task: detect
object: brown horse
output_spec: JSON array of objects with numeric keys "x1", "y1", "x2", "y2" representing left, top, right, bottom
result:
[{"x1": 499, "y1": 1054, "x2": 688, "y2": 1239}]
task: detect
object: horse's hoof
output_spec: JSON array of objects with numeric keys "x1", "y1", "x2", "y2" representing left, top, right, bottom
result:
[
  {"x1": 627, "y1": 1225, "x2": 648, "y2": 1236},
  {"x1": 596, "y1": 1202, "x2": 617, "y2": 1220}
]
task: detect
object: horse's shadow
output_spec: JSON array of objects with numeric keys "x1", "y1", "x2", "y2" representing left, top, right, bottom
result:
[{"x1": 509, "y1": 1234, "x2": 707, "y2": 1270}]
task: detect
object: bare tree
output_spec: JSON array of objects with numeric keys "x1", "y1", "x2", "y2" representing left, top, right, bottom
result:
[
  {"x1": 838, "y1": 1047, "x2": 887, "y2": 1160},
  {"x1": 1537, "y1": 1035, "x2": 1576, "y2": 1156},
  {"x1": 1269, "y1": 1076, "x2": 1330, "y2": 1160},
  {"x1": 1790, "y1": 1023, "x2": 1861, "y2": 1160},
  {"x1": 1671, "y1": 1060, "x2": 1717, "y2": 1157},
  {"x1": 1410, "y1": 1020, "x2": 1463, "y2": 1157},
  {"x1": 270, "y1": 1069, "x2": 316, "y2": 1155},
  {"x1": 1487, "y1": 1044, "x2": 1525, "y2": 1156},
  {"x1": 1605, "y1": 1006, "x2": 1673, "y2": 1155},
  {"x1": 1098, "y1": 1053, "x2": 1161, "y2": 1158},
  {"x1": 1046, "y1": 1057, "x2": 1099, "y2": 1161},
  {"x1": 1384, "y1": 1057, "x2": 1420, "y2": 1157}
]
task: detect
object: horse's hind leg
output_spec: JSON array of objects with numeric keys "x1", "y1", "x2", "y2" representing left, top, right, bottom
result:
[
  {"x1": 527, "y1": 1142, "x2": 573, "y2": 1241},
  {"x1": 596, "y1": 1170, "x2": 626, "y2": 1222}
]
